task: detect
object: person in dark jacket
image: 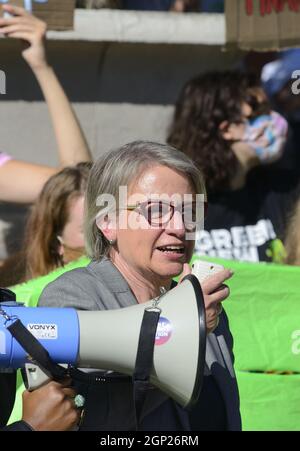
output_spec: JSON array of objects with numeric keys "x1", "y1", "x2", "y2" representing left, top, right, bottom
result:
[{"x1": 122, "y1": 0, "x2": 199, "y2": 12}]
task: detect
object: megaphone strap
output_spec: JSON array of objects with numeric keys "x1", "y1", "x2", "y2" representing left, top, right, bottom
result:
[
  {"x1": 7, "y1": 319, "x2": 68, "y2": 383},
  {"x1": 6, "y1": 316, "x2": 114, "y2": 386},
  {"x1": 133, "y1": 308, "x2": 161, "y2": 430}
]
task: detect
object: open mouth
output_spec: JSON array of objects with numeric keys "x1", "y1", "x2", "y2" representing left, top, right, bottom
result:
[{"x1": 156, "y1": 245, "x2": 185, "y2": 254}]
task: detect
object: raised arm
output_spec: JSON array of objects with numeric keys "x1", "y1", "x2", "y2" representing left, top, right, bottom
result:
[
  {"x1": 0, "y1": 5, "x2": 92, "y2": 203},
  {"x1": 0, "y1": 159, "x2": 57, "y2": 203}
]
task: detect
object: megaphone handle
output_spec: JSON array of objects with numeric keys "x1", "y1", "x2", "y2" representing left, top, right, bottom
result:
[
  {"x1": 133, "y1": 309, "x2": 161, "y2": 430},
  {"x1": 23, "y1": 363, "x2": 52, "y2": 390},
  {"x1": 7, "y1": 319, "x2": 68, "y2": 385}
]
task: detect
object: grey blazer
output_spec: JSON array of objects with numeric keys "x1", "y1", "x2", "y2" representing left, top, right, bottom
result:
[{"x1": 39, "y1": 258, "x2": 242, "y2": 431}]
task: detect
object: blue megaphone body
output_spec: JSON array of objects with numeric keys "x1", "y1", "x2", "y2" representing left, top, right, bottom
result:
[{"x1": 0, "y1": 305, "x2": 79, "y2": 369}]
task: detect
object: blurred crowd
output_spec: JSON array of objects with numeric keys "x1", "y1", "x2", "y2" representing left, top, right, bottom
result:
[{"x1": 75, "y1": 0, "x2": 224, "y2": 12}]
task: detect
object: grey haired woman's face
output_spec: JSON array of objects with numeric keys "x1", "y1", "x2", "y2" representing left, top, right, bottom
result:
[{"x1": 101, "y1": 165, "x2": 196, "y2": 284}]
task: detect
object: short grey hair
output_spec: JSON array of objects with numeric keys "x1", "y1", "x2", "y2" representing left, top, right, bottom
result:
[{"x1": 84, "y1": 140, "x2": 206, "y2": 259}]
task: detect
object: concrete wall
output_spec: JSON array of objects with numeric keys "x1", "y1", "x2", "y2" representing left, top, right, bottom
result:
[{"x1": 0, "y1": 39, "x2": 241, "y2": 163}]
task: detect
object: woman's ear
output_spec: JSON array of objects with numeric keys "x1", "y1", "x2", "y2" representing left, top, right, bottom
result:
[
  {"x1": 56, "y1": 235, "x2": 64, "y2": 256},
  {"x1": 219, "y1": 120, "x2": 232, "y2": 140},
  {"x1": 96, "y1": 213, "x2": 117, "y2": 243}
]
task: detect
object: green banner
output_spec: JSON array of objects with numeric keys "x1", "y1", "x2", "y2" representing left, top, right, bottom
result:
[
  {"x1": 236, "y1": 370, "x2": 300, "y2": 431},
  {"x1": 192, "y1": 256, "x2": 300, "y2": 431},
  {"x1": 192, "y1": 257, "x2": 300, "y2": 373}
]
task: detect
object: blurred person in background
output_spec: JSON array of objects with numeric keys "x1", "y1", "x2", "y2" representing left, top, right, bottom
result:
[
  {"x1": 199, "y1": 0, "x2": 224, "y2": 12},
  {"x1": 0, "y1": 5, "x2": 92, "y2": 204},
  {"x1": 77, "y1": 0, "x2": 225, "y2": 11},
  {"x1": 261, "y1": 49, "x2": 300, "y2": 173},
  {"x1": 76, "y1": 0, "x2": 121, "y2": 8},
  {"x1": 122, "y1": 0, "x2": 200, "y2": 12},
  {"x1": 0, "y1": 163, "x2": 91, "y2": 287},
  {"x1": 168, "y1": 71, "x2": 298, "y2": 263},
  {"x1": 262, "y1": 49, "x2": 300, "y2": 124}
]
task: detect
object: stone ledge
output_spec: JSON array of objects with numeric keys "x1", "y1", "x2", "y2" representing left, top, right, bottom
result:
[{"x1": 45, "y1": 9, "x2": 225, "y2": 45}]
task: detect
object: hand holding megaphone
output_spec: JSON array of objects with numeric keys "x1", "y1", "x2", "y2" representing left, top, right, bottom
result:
[
  {"x1": 21, "y1": 380, "x2": 80, "y2": 431},
  {"x1": 189, "y1": 262, "x2": 234, "y2": 334}
]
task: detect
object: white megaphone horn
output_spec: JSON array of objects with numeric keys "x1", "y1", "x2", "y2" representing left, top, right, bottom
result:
[{"x1": 0, "y1": 275, "x2": 206, "y2": 409}]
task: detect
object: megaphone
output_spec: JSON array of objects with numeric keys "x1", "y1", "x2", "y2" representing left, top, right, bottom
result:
[{"x1": 0, "y1": 275, "x2": 206, "y2": 409}]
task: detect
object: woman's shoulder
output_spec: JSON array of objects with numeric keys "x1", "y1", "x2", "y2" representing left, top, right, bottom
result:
[
  {"x1": 44, "y1": 261, "x2": 106, "y2": 288},
  {"x1": 38, "y1": 259, "x2": 117, "y2": 310}
]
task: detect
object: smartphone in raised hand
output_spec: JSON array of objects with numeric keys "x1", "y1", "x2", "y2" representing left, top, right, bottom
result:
[{"x1": 191, "y1": 260, "x2": 225, "y2": 283}]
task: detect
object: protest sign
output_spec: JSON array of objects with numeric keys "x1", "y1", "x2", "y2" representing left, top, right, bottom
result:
[
  {"x1": 0, "y1": 0, "x2": 75, "y2": 30},
  {"x1": 226, "y1": 0, "x2": 300, "y2": 51}
]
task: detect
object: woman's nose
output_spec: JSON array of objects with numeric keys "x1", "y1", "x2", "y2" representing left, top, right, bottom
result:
[{"x1": 165, "y1": 209, "x2": 186, "y2": 236}]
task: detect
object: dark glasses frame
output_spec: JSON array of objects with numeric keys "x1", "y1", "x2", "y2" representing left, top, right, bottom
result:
[{"x1": 125, "y1": 199, "x2": 208, "y2": 231}]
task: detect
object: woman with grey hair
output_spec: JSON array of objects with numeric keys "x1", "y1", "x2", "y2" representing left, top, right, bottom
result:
[{"x1": 39, "y1": 140, "x2": 241, "y2": 431}]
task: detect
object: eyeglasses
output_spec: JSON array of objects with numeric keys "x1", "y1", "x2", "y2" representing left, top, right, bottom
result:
[{"x1": 125, "y1": 200, "x2": 208, "y2": 232}]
